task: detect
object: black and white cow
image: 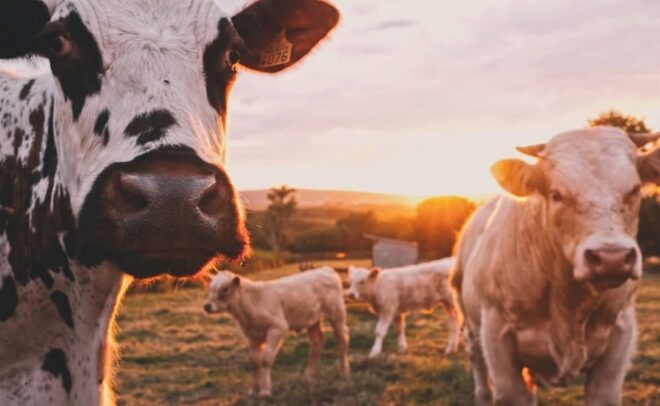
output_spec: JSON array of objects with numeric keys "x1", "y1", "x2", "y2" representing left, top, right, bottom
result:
[{"x1": 0, "y1": 0, "x2": 338, "y2": 404}]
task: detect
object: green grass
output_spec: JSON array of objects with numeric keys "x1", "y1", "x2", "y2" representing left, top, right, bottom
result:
[{"x1": 114, "y1": 267, "x2": 660, "y2": 405}]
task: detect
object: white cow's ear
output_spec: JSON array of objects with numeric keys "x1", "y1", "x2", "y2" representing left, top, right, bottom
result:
[
  {"x1": 491, "y1": 159, "x2": 541, "y2": 197},
  {"x1": 638, "y1": 147, "x2": 660, "y2": 185},
  {"x1": 232, "y1": 0, "x2": 339, "y2": 73},
  {"x1": 368, "y1": 268, "x2": 380, "y2": 280}
]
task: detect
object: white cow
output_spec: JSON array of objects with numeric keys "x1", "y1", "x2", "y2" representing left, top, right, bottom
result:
[
  {"x1": 346, "y1": 258, "x2": 461, "y2": 357},
  {"x1": 203, "y1": 268, "x2": 350, "y2": 397},
  {"x1": 451, "y1": 127, "x2": 660, "y2": 405}
]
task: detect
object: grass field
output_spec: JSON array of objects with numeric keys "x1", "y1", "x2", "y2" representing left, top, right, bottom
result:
[{"x1": 114, "y1": 264, "x2": 660, "y2": 405}]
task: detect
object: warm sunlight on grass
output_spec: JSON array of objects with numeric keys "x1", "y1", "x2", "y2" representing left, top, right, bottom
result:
[{"x1": 115, "y1": 267, "x2": 660, "y2": 405}]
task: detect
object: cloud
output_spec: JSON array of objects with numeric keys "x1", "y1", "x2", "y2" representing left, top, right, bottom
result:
[
  {"x1": 2, "y1": 0, "x2": 658, "y2": 196},
  {"x1": 365, "y1": 19, "x2": 417, "y2": 32}
]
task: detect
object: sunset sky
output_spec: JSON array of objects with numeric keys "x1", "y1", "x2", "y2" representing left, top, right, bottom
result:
[
  {"x1": 3, "y1": 1, "x2": 658, "y2": 198},
  {"x1": 222, "y1": 0, "x2": 660, "y2": 197}
]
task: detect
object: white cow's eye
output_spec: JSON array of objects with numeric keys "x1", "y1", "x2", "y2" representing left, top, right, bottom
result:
[
  {"x1": 626, "y1": 184, "x2": 641, "y2": 200},
  {"x1": 550, "y1": 190, "x2": 564, "y2": 203}
]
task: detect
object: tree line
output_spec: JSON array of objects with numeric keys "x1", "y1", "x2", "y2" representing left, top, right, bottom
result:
[{"x1": 249, "y1": 110, "x2": 659, "y2": 264}]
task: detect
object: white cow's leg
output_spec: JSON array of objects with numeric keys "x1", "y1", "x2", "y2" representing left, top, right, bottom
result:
[
  {"x1": 585, "y1": 307, "x2": 636, "y2": 406},
  {"x1": 305, "y1": 321, "x2": 324, "y2": 379},
  {"x1": 248, "y1": 341, "x2": 263, "y2": 395},
  {"x1": 369, "y1": 311, "x2": 395, "y2": 358},
  {"x1": 329, "y1": 313, "x2": 351, "y2": 376},
  {"x1": 481, "y1": 308, "x2": 535, "y2": 406},
  {"x1": 443, "y1": 300, "x2": 461, "y2": 354},
  {"x1": 258, "y1": 328, "x2": 286, "y2": 397},
  {"x1": 466, "y1": 327, "x2": 493, "y2": 406},
  {"x1": 394, "y1": 313, "x2": 408, "y2": 353}
]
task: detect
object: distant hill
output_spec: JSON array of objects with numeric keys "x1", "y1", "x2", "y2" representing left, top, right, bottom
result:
[{"x1": 239, "y1": 189, "x2": 425, "y2": 211}]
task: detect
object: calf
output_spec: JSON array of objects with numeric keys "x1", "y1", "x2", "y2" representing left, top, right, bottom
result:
[
  {"x1": 450, "y1": 127, "x2": 660, "y2": 405},
  {"x1": 203, "y1": 268, "x2": 350, "y2": 396},
  {"x1": 0, "y1": 0, "x2": 338, "y2": 404},
  {"x1": 346, "y1": 258, "x2": 461, "y2": 357}
]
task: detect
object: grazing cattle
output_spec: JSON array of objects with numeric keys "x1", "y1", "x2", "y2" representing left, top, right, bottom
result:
[
  {"x1": 0, "y1": 0, "x2": 338, "y2": 404},
  {"x1": 346, "y1": 258, "x2": 461, "y2": 357},
  {"x1": 450, "y1": 127, "x2": 660, "y2": 405},
  {"x1": 203, "y1": 268, "x2": 350, "y2": 396}
]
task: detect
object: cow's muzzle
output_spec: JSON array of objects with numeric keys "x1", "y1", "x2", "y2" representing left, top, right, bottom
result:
[
  {"x1": 576, "y1": 242, "x2": 641, "y2": 290},
  {"x1": 77, "y1": 147, "x2": 249, "y2": 278}
]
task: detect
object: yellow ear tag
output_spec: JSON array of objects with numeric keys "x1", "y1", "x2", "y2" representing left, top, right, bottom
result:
[{"x1": 259, "y1": 31, "x2": 293, "y2": 68}]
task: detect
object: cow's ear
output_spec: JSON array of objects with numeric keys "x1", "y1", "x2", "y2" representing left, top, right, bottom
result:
[
  {"x1": 232, "y1": 276, "x2": 241, "y2": 287},
  {"x1": 638, "y1": 147, "x2": 660, "y2": 185},
  {"x1": 368, "y1": 268, "x2": 380, "y2": 280},
  {"x1": 232, "y1": 0, "x2": 339, "y2": 73},
  {"x1": 491, "y1": 159, "x2": 541, "y2": 197},
  {"x1": 0, "y1": 0, "x2": 52, "y2": 59}
]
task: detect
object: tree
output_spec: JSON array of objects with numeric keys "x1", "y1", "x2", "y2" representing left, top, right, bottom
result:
[
  {"x1": 336, "y1": 211, "x2": 378, "y2": 251},
  {"x1": 263, "y1": 186, "x2": 297, "y2": 257},
  {"x1": 638, "y1": 196, "x2": 660, "y2": 257},
  {"x1": 414, "y1": 196, "x2": 476, "y2": 259},
  {"x1": 587, "y1": 110, "x2": 650, "y2": 134}
]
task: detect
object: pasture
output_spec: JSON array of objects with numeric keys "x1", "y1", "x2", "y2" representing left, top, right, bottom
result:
[{"x1": 115, "y1": 265, "x2": 660, "y2": 405}]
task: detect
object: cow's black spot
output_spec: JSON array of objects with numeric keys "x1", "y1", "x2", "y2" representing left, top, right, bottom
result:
[
  {"x1": 41, "y1": 349, "x2": 72, "y2": 394},
  {"x1": 0, "y1": 276, "x2": 18, "y2": 321},
  {"x1": 19, "y1": 79, "x2": 35, "y2": 100},
  {"x1": 93, "y1": 109, "x2": 110, "y2": 146},
  {"x1": 124, "y1": 109, "x2": 176, "y2": 145},
  {"x1": 50, "y1": 290, "x2": 74, "y2": 329},
  {"x1": 48, "y1": 12, "x2": 103, "y2": 121},
  {"x1": 203, "y1": 18, "x2": 238, "y2": 119},
  {"x1": 63, "y1": 231, "x2": 77, "y2": 259},
  {"x1": 0, "y1": 96, "x2": 75, "y2": 288},
  {"x1": 42, "y1": 99, "x2": 57, "y2": 178},
  {"x1": 0, "y1": 0, "x2": 50, "y2": 59}
]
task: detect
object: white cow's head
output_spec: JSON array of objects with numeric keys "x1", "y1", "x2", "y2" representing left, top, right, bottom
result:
[
  {"x1": 345, "y1": 265, "x2": 380, "y2": 300},
  {"x1": 203, "y1": 270, "x2": 241, "y2": 313},
  {"x1": 1, "y1": 0, "x2": 338, "y2": 278},
  {"x1": 492, "y1": 127, "x2": 660, "y2": 290}
]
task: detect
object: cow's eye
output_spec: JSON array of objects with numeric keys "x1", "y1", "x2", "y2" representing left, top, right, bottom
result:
[
  {"x1": 37, "y1": 26, "x2": 73, "y2": 59},
  {"x1": 228, "y1": 50, "x2": 241, "y2": 67},
  {"x1": 625, "y1": 184, "x2": 641, "y2": 201},
  {"x1": 550, "y1": 190, "x2": 564, "y2": 203}
]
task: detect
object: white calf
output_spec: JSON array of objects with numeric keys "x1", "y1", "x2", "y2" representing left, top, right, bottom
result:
[
  {"x1": 346, "y1": 258, "x2": 461, "y2": 357},
  {"x1": 204, "y1": 268, "x2": 350, "y2": 396}
]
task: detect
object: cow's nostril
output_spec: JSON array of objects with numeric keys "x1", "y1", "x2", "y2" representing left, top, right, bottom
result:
[
  {"x1": 104, "y1": 172, "x2": 148, "y2": 214},
  {"x1": 624, "y1": 249, "x2": 637, "y2": 268},
  {"x1": 198, "y1": 175, "x2": 229, "y2": 216},
  {"x1": 584, "y1": 249, "x2": 602, "y2": 268}
]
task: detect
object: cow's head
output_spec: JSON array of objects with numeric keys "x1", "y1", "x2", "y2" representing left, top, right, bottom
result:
[
  {"x1": 1, "y1": 0, "x2": 338, "y2": 278},
  {"x1": 203, "y1": 270, "x2": 241, "y2": 313},
  {"x1": 345, "y1": 265, "x2": 380, "y2": 300},
  {"x1": 492, "y1": 127, "x2": 660, "y2": 290}
]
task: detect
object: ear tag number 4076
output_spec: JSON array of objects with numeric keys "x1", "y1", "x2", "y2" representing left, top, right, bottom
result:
[{"x1": 259, "y1": 31, "x2": 293, "y2": 68}]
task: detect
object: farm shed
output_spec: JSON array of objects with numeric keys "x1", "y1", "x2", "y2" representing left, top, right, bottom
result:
[{"x1": 365, "y1": 235, "x2": 418, "y2": 268}]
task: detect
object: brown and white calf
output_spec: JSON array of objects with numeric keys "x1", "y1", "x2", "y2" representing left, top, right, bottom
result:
[
  {"x1": 346, "y1": 258, "x2": 461, "y2": 357},
  {"x1": 203, "y1": 268, "x2": 350, "y2": 397},
  {"x1": 450, "y1": 127, "x2": 660, "y2": 405},
  {"x1": 0, "y1": 0, "x2": 338, "y2": 404}
]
